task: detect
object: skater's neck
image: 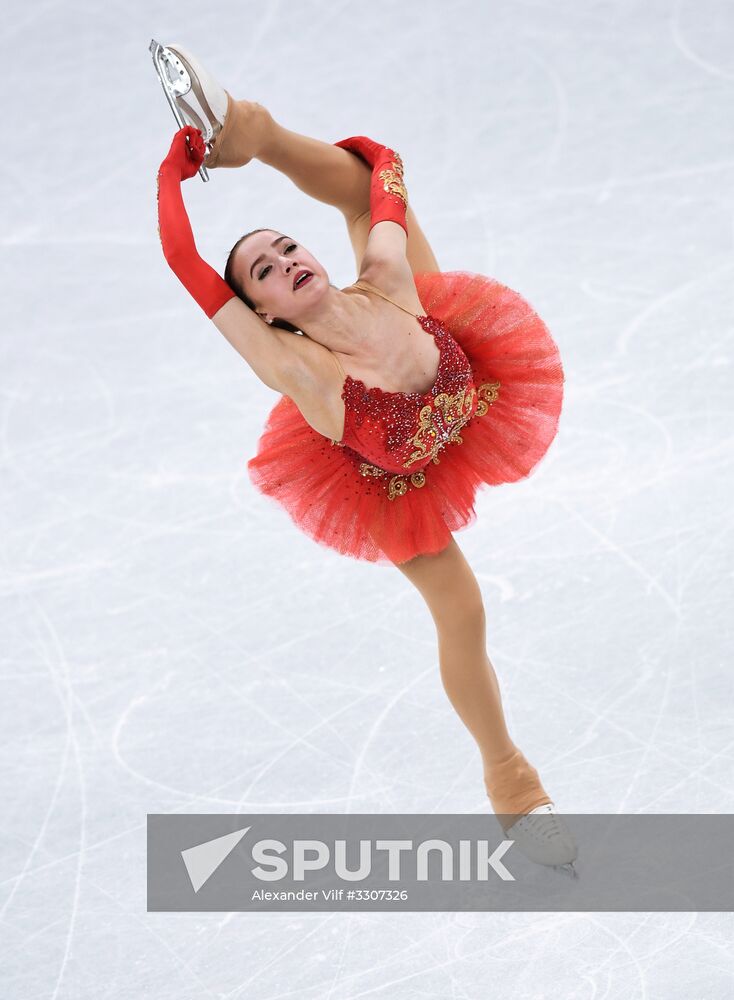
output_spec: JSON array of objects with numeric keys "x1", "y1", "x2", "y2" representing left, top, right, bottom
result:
[{"x1": 293, "y1": 283, "x2": 374, "y2": 359}]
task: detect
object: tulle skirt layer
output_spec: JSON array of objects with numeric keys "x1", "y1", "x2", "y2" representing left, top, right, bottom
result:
[{"x1": 247, "y1": 270, "x2": 564, "y2": 565}]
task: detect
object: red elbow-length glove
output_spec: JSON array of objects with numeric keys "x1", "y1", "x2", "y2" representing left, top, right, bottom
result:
[
  {"x1": 333, "y1": 135, "x2": 409, "y2": 236},
  {"x1": 156, "y1": 125, "x2": 236, "y2": 319}
]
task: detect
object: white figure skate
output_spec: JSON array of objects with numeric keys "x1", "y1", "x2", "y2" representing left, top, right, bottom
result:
[
  {"x1": 149, "y1": 40, "x2": 229, "y2": 183},
  {"x1": 505, "y1": 802, "x2": 579, "y2": 877}
]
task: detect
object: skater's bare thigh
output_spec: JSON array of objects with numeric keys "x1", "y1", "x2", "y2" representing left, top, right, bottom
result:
[{"x1": 395, "y1": 537, "x2": 486, "y2": 632}]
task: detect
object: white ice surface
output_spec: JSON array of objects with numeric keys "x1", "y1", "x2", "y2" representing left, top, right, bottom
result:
[{"x1": 2, "y1": 0, "x2": 733, "y2": 996}]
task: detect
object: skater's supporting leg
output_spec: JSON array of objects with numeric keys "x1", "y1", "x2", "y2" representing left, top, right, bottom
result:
[
  {"x1": 395, "y1": 537, "x2": 552, "y2": 826},
  {"x1": 210, "y1": 97, "x2": 440, "y2": 275}
]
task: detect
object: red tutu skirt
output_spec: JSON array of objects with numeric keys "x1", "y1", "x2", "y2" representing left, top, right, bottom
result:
[{"x1": 247, "y1": 271, "x2": 564, "y2": 565}]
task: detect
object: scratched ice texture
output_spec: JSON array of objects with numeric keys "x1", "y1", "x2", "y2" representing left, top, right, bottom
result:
[{"x1": 2, "y1": 0, "x2": 733, "y2": 996}]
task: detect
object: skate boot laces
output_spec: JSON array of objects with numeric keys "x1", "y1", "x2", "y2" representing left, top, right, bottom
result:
[{"x1": 505, "y1": 802, "x2": 579, "y2": 869}]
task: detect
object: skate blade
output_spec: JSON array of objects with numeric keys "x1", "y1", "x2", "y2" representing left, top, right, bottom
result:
[
  {"x1": 552, "y1": 861, "x2": 579, "y2": 879},
  {"x1": 149, "y1": 38, "x2": 209, "y2": 184}
]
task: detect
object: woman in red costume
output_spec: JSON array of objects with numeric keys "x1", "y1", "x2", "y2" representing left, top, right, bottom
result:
[{"x1": 154, "y1": 43, "x2": 577, "y2": 874}]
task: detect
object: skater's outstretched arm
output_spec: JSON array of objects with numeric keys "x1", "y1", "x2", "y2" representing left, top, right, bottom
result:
[
  {"x1": 156, "y1": 127, "x2": 236, "y2": 319},
  {"x1": 334, "y1": 136, "x2": 417, "y2": 298},
  {"x1": 156, "y1": 126, "x2": 306, "y2": 393}
]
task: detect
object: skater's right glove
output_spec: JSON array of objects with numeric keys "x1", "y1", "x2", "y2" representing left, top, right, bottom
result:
[
  {"x1": 156, "y1": 126, "x2": 236, "y2": 319},
  {"x1": 333, "y1": 135, "x2": 409, "y2": 237}
]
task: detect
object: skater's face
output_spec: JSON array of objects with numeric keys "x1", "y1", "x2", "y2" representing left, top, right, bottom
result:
[{"x1": 235, "y1": 230, "x2": 328, "y2": 326}]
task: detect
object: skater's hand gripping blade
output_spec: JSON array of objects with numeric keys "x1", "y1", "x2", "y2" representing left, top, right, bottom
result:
[{"x1": 149, "y1": 39, "x2": 209, "y2": 183}]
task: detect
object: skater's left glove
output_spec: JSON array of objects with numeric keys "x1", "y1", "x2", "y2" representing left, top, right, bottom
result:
[
  {"x1": 333, "y1": 135, "x2": 408, "y2": 237},
  {"x1": 156, "y1": 125, "x2": 236, "y2": 319}
]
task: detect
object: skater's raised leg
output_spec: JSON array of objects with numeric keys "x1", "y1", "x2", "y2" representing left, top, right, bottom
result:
[
  {"x1": 253, "y1": 122, "x2": 440, "y2": 275},
  {"x1": 159, "y1": 44, "x2": 439, "y2": 275},
  {"x1": 213, "y1": 102, "x2": 440, "y2": 275}
]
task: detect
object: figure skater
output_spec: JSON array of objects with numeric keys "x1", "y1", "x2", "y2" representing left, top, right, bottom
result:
[{"x1": 152, "y1": 42, "x2": 578, "y2": 875}]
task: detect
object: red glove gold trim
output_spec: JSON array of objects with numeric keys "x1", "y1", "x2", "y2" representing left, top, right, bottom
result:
[{"x1": 333, "y1": 135, "x2": 409, "y2": 236}]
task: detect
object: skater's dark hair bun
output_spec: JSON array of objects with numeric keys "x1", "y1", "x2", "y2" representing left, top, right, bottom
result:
[{"x1": 224, "y1": 229, "x2": 301, "y2": 334}]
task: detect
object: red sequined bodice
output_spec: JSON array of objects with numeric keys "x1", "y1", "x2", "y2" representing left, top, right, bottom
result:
[
  {"x1": 248, "y1": 269, "x2": 562, "y2": 562},
  {"x1": 334, "y1": 313, "x2": 481, "y2": 475}
]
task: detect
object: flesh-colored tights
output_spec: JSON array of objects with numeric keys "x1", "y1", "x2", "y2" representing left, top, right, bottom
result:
[{"x1": 209, "y1": 94, "x2": 553, "y2": 830}]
